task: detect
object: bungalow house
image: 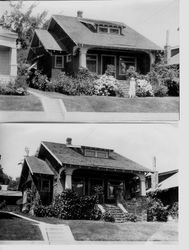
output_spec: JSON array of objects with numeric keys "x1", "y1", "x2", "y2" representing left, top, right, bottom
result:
[
  {"x1": 27, "y1": 11, "x2": 162, "y2": 80},
  {"x1": 0, "y1": 26, "x2": 17, "y2": 84},
  {"x1": 18, "y1": 138, "x2": 152, "y2": 207}
]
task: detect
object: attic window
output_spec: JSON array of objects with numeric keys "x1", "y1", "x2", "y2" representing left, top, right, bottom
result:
[
  {"x1": 110, "y1": 28, "x2": 120, "y2": 35},
  {"x1": 98, "y1": 26, "x2": 108, "y2": 33},
  {"x1": 84, "y1": 149, "x2": 109, "y2": 158}
]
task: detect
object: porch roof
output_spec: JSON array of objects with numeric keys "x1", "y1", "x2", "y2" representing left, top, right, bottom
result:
[
  {"x1": 25, "y1": 156, "x2": 54, "y2": 176},
  {"x1": 42, "y1": 141, "x2": 152, "y2": 173},
  {"x1": 51, "y1": 15, "x2": 162, "y2": 51},
  {"x1": 35, "y1": 29, "x2": 64, "y2": 51}
]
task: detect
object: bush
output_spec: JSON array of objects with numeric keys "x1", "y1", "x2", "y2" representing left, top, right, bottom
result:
[
  {"x1": 0, "y1": 79, "x2": 27, "y2": 96},
  {"x1": 94, "y1": 74, "x2": 124, "y2": 97},
  {"x1": 102, "y1": 211, "x2": 115, "y2": 222},
  {"x1": 168, "y1": 202, "x2": 178, "y2": 219},
  {"x1": 31, "y1": 70, "x2": 50, "y2": 91},
  {"x1": 33, "y1": 189, "x2": 101, "y2": 220},
  {"x1": 125, "y1": 66, "x2": 138, "y2": 79},
  {"x1": 136, "y1": 79, "x2": 154, "y2": 97},
  {"x1": 153, "y1": 85, "x2": 168, "y2": 97},
  {"x1": 124, "y1": 213, "x2": 137, "y2": 222},
  {"x1": 147, "y1": 197, "x2": 168, "y2": 222}
]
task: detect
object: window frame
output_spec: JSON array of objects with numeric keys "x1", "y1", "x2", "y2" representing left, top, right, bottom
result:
[
  {"x1": 98, "y1": 26, "x2": 109, "y2": 33},
  {"x1": 55, "y1": 55, "x2": 64, "y2": 68},
  {"x1": 66, "y1": 54, "x2": 72, "y2": 63},
  {"x1": 109, "y1": 27, "x2": 120, "y2": 35},
  {"x1": 41, "y1": 178, "x2": 51, "y2": 192},
  {"x1": 119, "y1": 56, "x2": 137, "y2": 75},
  {"x1": 72, "y1": 177, "x2": 85, "y2": 196},
  {"x1": 86, "y1": 54, "x2": 98, "y2": 73}
]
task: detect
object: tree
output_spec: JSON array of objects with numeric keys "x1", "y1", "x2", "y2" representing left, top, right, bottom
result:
[{"x1": 0, "y1": 0, "x2": 49, "y2": 74}]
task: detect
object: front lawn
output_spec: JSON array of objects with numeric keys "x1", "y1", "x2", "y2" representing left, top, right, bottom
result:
[
  {"x1": 29, "y1": 89, "x2": 179, "y2": 113},
  {"x1": 13, "y1": 212, "x2": 178, "y2": 241},
  {"x1": 0, "y1": 212, "x2": 43, "y2": 241},
  {"x1": 0, "y1": 94, "x2": 43, "y2": 111}
]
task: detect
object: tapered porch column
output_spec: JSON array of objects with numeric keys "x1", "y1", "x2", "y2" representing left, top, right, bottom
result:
[
  {"x1": 65, "y1": 168, "x2": 75, "y2": 189},
  {"x1": 79, "y1": 47, "x2": 88, "y2": 68},
  {"x1": 137, "y1": 173, "x2": 146, "y2": 196},
  {"x1": 10, "y1": 47, "x2": 17, "y2": 77}
]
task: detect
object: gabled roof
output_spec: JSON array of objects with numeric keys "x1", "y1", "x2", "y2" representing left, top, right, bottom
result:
[
  {"x1": 35, "y1": 29, "x2": 64, "y2": 51},
  {"x1": 41, "y1": 141, "x2": 151, "y2": 173},
  {"x1": 25, "y1": 156, "x2": 54, "y2": 176},
  {"x1": 51, "y1": 15, "x2": 162, "y2": 51}
]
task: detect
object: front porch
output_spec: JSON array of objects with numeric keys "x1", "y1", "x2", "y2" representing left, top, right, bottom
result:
[{"x1": 57, "y1": 167, "x2": 147, "y2": 204}]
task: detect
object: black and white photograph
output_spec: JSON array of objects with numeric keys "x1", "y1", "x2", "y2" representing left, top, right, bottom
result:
[
  {"x1": 0, "y1": 123, "x2": 178, "y2": 243},
  {"x1": 0, "y1": 0, "x2": 179, "y2": 122}
]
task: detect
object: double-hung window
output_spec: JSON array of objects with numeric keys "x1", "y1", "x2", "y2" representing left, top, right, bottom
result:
[
  {"x1": 55, "y1": 55, "x2": 64, "y2": 68},
  {"x1": 86, "y1": 54, "x2": 98, "y2": 73}
]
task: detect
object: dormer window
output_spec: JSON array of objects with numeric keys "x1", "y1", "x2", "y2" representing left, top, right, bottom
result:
[
  {"x1": 98, "y1": 26, "x2": 108, "y2": 33},
  {"x1": 97, "y1": 25, "x2": 120, "y2": 35},
  {"x1": 84, "y1": 148, "x2": 109, "y2": 158}
]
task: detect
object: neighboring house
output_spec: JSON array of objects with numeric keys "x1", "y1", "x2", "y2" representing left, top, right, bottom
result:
[
  {"x1": 19, "y1": 138, "x2": 152, "y2": 205},
  {"x1": 147, "y1": 169, "x2": 178, "y2": 205},
  {"x1": 0, "y1": 26, "x2": 17, "y2": 84},
  {"x1": 164, "y1": 30, "x2": 179, "y2": 66},
  {"x1": 0, "y1": 184, "x2": 22, "y2": 205},
  {"x1": 27, "y1": 11, "x2": 162, "y2": 80}
]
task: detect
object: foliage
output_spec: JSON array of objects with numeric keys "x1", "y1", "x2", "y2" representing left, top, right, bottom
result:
[
  {"x1": 124, "y1": 213, "x2": 137, "y2": 222},
  {"x1": 0, "y1": 164, "x2": 10, "y2": 184},
  {"x1": 8, "y1": 177, "x2": 20, "y2": 191},
  {"x1": 136, "y1": 78, "x2": 154, "y2": 97},
  {"x1": 168, "y1": 202, "x2": 178, "y2": 219},
  {"x1": 33, "y1": 189, "x2": 101, "y2": 220},
  {"x1": 147, "y1": 64, "x2": 179, "y2": 96},
  {"x1": 125, "y1": 66, "x2": 138, "y2": 79},
  {"x1": 31, "y1": 70, "x2": 50, "y2": 91},
  {"x1": 0, "y1": 0, "x2": 48, "y2": 49},
  {"x1": 102, "y1": 211, "x2": 115, "y2": 222},
  {"x1": 0, "y1": 79, "x2": 27, "y2": 96},
  {"x1": 147, "y1": 197, "x2": 168, "y2": 222},
  {"x1": 105, "y1": 64, "x2": 116, "y2": 76},
  {"x1": 153, "y1": 85, "x2": 168, "y2": 97},
  {"x1": 94, "y1": 75, "x2": 124, "y2": 97}
]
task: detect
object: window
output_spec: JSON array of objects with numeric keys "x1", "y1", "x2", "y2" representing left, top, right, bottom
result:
[
  {"x1": 119, "y1": 56, "x2": 136, "y2": 75},
  {"x1": 72, "y1": 178, "x2": 85, "y2": 196},
  {"x1": 67, "y1": 54, "x2": 71, "y2": 62},
  {"x1": 85, "y1": 149, "x2": 96, "y2": 157},
  {"x1": 109, "y1": 28, "x2": 120, "y2": 35},
  {"x1": 55, "y1": 55, "x2": 64, "y2": 68},
  {"x1": 87, "y1": 54, "x2": 97, "y2": 73},
  {"x1": 98, "y1": 26, "x2": 108, "y2": 33},
  {"x1": 41, "y1": 179, "x2": 50, "y2": 192},
  {"x1": 96, "y1": 151, "x2": 108, "y2": 158}
]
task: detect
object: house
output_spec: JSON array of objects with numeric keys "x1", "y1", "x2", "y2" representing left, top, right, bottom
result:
[
  {"x1": 147, "y1": 169, "x2": 178, "y2": 205},
  {"x1": 0, "y1": 26, "x2": 17, "y2": 84},
  {"x1": 27, "y1": 11, "x2": 162, "y2": 80},
  {"x1": 0, "y1": 184, "x2": 22, "y2": 205},
  {"x1": 164, "y1": 30, "x2": 179, "y2": 66},
  {"x1": 18, "y1": 138, "x2": 152, "y2": 206}
]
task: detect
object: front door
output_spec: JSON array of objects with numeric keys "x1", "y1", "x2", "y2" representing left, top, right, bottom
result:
[
  {"x1": 102, "y1": 55, "x2": 116, "y2": 76},
  {"x1": 107, "y1": 180, "x2": 125, "y2": 203}
]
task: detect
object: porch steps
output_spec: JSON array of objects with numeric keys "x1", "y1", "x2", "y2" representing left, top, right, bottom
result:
[
  {"x1": 118, "y1": 80, "x2": 130, "y2": 97},
  {"x1": 104, "y1": 204, "x2": 128, "y2": 223}
]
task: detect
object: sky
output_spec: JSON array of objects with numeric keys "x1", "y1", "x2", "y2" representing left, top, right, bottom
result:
[
  {"x1": 0, "y1": 123, "x2": 178, "y2": 179},
  {"x1": 0, "y1": 0, "x2": 179, "y2": 47}
]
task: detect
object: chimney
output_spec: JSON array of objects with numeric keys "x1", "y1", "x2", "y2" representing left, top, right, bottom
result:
[
  {"x1": 66, "y1": 137, "x2": 72, "y2": 145},
  {"x1": 77, "y1": 10, "x2": 83, "y2": 18},
  {"x1": 151, "y1": 156, "x2": 158, "y2": 191},
  {"x1": 164, "y1": 30, "x2": 171, "y2": 64}
]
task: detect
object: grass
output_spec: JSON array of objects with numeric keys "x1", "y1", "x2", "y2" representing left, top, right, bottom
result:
[
  {"x1": 0, "y1": 93, "x2": 43, "y2": 111},
  {"x1": 0, "y1": 212, "x2": 43, "y2": 241},
  {"x1": 14, "y1": 212, "x2": 178, "y2": 241},
  {"x1": 30, "y1": 89, "x2": 179, "y2": 113}
]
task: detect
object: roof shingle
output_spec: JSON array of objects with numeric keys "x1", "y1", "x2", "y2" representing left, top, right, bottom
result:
[
  {"x1": 42, "y1": 141, "x2": 152, "y2": 173},
  {"x1": 26, "y1": 156, "x2": 54, "y2": 175}
]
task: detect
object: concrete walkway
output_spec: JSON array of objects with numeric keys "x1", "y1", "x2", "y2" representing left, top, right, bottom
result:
[{"x1": 3, "y1": 212, "x2": 75, "y2": 245}]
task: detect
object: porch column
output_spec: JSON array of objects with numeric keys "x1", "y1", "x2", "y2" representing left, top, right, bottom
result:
[
  {"x1": 65, "y1": 168, "x2": 75, "y2": 189},
  {"x1": 79, "y1": 47, "x2": 88, "y2": 68},
  {"x1": 10, "y1": 47, "x2": 17, "y2": 77},
  {"x1": 137, "y1": 173, "x2": 146, "y2": 196}
]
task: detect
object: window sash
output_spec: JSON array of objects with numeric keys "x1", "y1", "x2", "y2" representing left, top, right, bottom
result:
[
  {"x1": 55, "y1": 55, "x2": 64, "y2": 68},
  {"x1": 87, "y1": 54, "x2": 97, "y2": 73},
  {"x1": 119, "y1": 56, "x2": 136, "y2": 75}
]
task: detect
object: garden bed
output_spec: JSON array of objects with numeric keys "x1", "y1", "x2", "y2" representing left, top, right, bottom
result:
[{"x1": 0, "y1": 94, "x2": 43, "y2": 111}]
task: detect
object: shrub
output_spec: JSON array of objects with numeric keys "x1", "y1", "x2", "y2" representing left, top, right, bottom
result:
[
  {"x1": 136, "y1": 79, "x2": 154, "y2": 97},
  {"x1": 125, "y1": 66, "x2": 138, "y2": 79},
  {"x1": 168, "y1": 202, "x2": 178, "y2": 219},
  {"x1": 14, "y1": 75, "x2": 28, "y2": 90},
  {"x1": 153, "y1": 85, "x2": 168, "y2": 97},
  {"x1": 32, "y1": 70, "x2": 50, "y2": 91},
  {"x1": 124, "y1": 213, "x2": 137, "y2": 222},
  {"x1": 102, "y1": 211, "x2": 115, "y2": 222},
  {"x1": 147, "y1": 197, "x2": 168, "y2": 222},
  {"x1": 94, "y1": 74, "x2": 124, "y2": 97},
  {"x1": 0, "y1": 79, "x2": 27, "y2": 96}
]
